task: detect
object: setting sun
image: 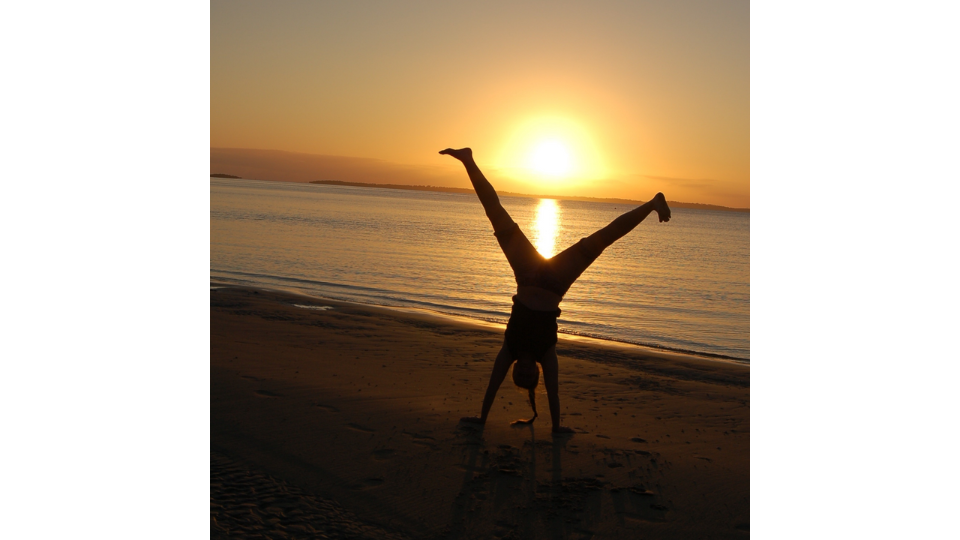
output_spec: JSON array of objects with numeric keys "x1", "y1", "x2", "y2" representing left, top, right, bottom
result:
[
  {"x1": 528, "y1": 140, "x2": 572, "y2": 177},
  {"x1": 496, "y1": 115, "x2": 608, "y2": 189}
]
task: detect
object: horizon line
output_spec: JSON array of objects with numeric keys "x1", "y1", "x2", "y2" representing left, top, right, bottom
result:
[{"x1": 210, "y1": 174, "x2": 750, "y2": 212}]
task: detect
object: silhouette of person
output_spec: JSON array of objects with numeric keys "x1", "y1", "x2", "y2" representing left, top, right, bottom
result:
[{"x1": 440, "y1": 148, "x2": 670, "y2": 433}]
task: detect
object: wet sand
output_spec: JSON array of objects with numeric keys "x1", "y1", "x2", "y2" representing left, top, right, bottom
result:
[{"x1": 211, "y1": 285, "x2": 749, "y2": 539}]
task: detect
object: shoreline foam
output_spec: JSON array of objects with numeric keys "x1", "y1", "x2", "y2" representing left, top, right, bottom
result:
[{"x1": 210, "y1": 279, "x2": 749, "y2": 364}]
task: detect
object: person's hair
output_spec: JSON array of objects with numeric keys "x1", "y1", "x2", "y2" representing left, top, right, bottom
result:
[{"x1": 512, "y1": 359, "x2": 540, "y2": 390}]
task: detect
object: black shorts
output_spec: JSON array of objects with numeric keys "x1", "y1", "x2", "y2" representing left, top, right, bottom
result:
[{"x1": 504, "y1": 296, "x2": 561, "y2": 361}]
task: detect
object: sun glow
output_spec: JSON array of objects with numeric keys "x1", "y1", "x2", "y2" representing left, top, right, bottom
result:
[
  {"x1": 497, "y1": 116, "x2": 607, "y2": 189},
  {"x1": 532, "y1": 198, "x2": 561, "y2": 258}
]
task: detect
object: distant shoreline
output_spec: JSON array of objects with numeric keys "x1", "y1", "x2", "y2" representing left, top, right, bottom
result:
[
  {"x1": 311, "y1": 180, "x2": 750, "y2": 212},
  {"x1": 210, "y1": 174, "x2": 749, "y2": 212}
]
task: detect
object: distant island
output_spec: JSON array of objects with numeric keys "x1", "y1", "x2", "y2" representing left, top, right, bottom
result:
[
  {"x1": 309, "y1": 180, "x2": 749, "y2": 212},
  {"x1": 211, "y1": 173, "x2": 242, "y2": 179}
]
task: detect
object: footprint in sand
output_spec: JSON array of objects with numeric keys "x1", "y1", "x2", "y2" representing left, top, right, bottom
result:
[
  {"x1": 254, "y1": 390, "x2": 281, "y2": 398},
  {"x1": 346, "y1": 423, "x2": 375, "y2": 433},
  {"x1": 454, "y1": 463, "x2": 487, "y2": 472},
  {"x1": 412, "y1": 439, "x2": 437, "y2": 448},
  {"x1": 628, "y1": 486, "x2": 656, "y2": 497},
  {"x1": 372, "y1": 449, "x2": 396, "y2": 461},
  {"x1": 352, "y1": 477, "x2": 385, "y2": 490},
  {"x1": 403, "y1": 432, "x2": 438, "y2": 448},
  {"x1": 310, "y1": 402, "x2": 340, "y2": 412}
]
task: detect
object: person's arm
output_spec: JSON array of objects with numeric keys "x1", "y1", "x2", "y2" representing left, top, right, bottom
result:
[
  {"x1": 539, "y1": 347, "x2": 574, "y2": 433},
  {"x1": 460, "y1": 345, "x2": 513, "y2": 424}
]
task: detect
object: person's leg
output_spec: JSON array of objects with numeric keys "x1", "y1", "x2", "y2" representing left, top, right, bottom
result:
[
  {"x1": 550, "y1": 193, "x2": 671, "y2": 288},
  {"x1": 441, "y1": 147, "x2": 543, "y2": 275},
  {"x1": 584, "y1": 192, "x2": 670, "y2": 253},
  {"x1": 440, "y1": 148, "x2": 514, "y2": 232}
]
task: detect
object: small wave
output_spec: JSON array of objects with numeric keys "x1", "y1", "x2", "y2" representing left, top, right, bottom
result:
[
  {"x1": 293, "y1": 304, "x2": 334, "y2": 311},
  {"x1": 210, "y1": 269, "x2": 749, "y2": 362}
]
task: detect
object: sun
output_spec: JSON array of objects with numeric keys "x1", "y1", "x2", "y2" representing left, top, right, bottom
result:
[
  {"x1": 496, "y1": 115, "x2": 607, "y2": 188},
  {"x1": 528, "y1": 140, "x2": 573, "y2": 177}
]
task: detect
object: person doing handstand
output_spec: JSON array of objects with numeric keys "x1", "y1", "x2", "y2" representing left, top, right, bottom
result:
[{"x1": 440, "y1": 147, "x2": 671, "y2": 434}]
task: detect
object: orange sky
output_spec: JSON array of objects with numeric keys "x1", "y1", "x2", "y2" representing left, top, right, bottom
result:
[{"x1": 212, "y1": 1, "x2": 749, "y2": 208}]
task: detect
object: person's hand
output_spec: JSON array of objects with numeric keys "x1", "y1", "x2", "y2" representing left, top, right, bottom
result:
[
  {"x1": 552, "y1": 425, "x2": 575, "y2": 434},
  {"x1": 459, "y1": 416, "x2": 484, "y2": 424}
]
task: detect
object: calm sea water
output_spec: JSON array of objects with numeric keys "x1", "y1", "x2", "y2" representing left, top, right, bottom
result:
[{"x1": 211, "y1": 178, "x2": 750, "y2": 361}]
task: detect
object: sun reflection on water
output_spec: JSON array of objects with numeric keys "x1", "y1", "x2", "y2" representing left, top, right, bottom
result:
[{"x1": 532, "y1": 199, "x2": 561, "y2": 258}]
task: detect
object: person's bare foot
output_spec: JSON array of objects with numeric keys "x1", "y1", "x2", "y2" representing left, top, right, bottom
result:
[
  {"x1": 552, "y1": 425, "x2": 575, "y2": 434},
  {"x1": 653, "y1": 192, "x2": 671, "y2": 222},
  {"x1": 439, "y1": 147, "x2": 473, "y2": 163}
]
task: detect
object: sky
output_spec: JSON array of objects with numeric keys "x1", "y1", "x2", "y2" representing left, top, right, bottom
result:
[
  {"x1": 212, "y1": 0, "x2": 749, "y2": 208},
  {"x1": 7, "y1": 4, "x2": 960, "y2": 537}
]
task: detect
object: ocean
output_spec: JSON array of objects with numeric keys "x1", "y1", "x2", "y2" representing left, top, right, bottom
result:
[{"x1": 211, "y1": 178, "x2": 749, "y2": 361}]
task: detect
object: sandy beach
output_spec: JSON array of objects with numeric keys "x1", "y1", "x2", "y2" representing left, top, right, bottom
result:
[{"x1": 211, "y1": 285, "x2": 749, "y2": 539}]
